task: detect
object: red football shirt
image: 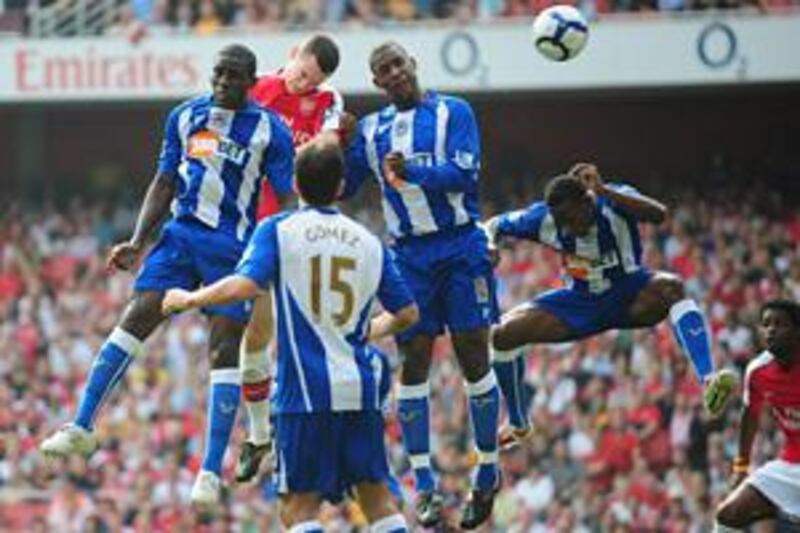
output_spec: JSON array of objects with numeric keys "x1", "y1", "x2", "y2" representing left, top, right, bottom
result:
[
  {"x1": 250, "y1": 72, "x2": 343, "y2": 219},
  {"x1": 744, "y1": 350, "x2": 800, "y2": 462}
]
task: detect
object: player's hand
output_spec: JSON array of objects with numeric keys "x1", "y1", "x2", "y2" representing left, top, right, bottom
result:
[
  {"x1": 162, "y1": 289, "x2": 194, "y2": 315},
  {"x1": 383, "y1": 152, "x2": 407, "y2": 189},
  {"x1": 569, "y1": 162, "x2": 604, "y2": 193},
  {"x1": 106, "y1": 241, "x2": 143, "y2": 273},
  {"x1": 338, "y1": 112, "x2": 358, "y2": 147}
]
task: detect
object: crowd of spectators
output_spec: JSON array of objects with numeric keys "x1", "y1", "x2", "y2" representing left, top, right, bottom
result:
[
  {"x1": 0, "y1": 174, "x2": 798, "y2": 531},
  {"x1": 3, "y1": 0, "x2": 797, "y2": 39}
]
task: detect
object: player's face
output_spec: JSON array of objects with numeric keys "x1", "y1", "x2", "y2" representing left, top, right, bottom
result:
[
  {"x1": 371, "y1": 46, "x2": 420, "y2": 109},
  {"x1": 552, "y1": 194, "x2": 595, "y2": 237},
  {"x1": 284, "y1": 52, "x2": 326, "y2": 94},
  {"x1": 211, "y1": 54, "x2": 255, "y2": 109},
  {"x1": 761, "y1": 308, "x2": 799, "y2": 360}
]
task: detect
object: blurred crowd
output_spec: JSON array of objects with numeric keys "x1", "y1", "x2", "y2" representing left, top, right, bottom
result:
[
  {"x1": 4, "y1": 0, "x2": 797, "y2": 39},
  {"x1": 0, "y1": 175, "x2": 799, "y2": 532}
]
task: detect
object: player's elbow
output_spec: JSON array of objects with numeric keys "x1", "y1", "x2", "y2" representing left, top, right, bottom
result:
[
  {"x1": 395, "y1": 304, "x2": 420, "y2": 333},
  {"x1": 648, "y1": 203, "x2": 668, "y2": 225}
]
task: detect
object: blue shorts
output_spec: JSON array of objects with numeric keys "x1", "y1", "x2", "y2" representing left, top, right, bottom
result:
[
  {"x1": 274, "y1": 411, "x2": 389, "y2": 503},
  {"x1": 534, "y1": 269, "x2": 653, "y2": 339},
  {"x1": 393, "y1": 224, "x2": 499, "y2": 343},
  {"x1": 134, "y1": 218, "x2": 250, "y2": 323}
]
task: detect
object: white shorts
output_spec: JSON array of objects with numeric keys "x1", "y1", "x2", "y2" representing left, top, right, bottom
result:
[{"x1": 747, "y1": 459, "x2": 800, "y2": 518}]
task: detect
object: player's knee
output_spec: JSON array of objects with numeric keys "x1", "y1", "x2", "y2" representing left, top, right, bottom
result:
[
  {"x1": 715, "y1": 500, "x2": 745, "y2": 528},
  {"x1": 210, "y1": 334, "x2": 241, "y2": 369},
  {"x1": 492, "y1": 324, "x2": 517, "y2": 352},
  {"x1": 659, "y1": 276, "x2": 686, "y2": 305}
]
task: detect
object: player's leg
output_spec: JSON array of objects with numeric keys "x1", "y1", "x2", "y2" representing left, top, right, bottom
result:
[
  {"x1": 40, "y1": 224, "x2": 191, "y2": 457},
  {"x1": 444, "y1": 228, "x2": 504, "y2": 529},
  {"x1": 627, "y1": 271, "x2": 736, "y2": 416},
  {"x1": 191, "y1": 313, "x2": 246, "y2": 506},
  {"x1": 236, "y1": 290, "x2": 274, "y2": 483},
  {"x1": 396, "y1": 333, "x2": 442, "y2": 524},
  {"x1": 353, "y1": 482, "x2": 408, "y2": 532},
  {"x1": 715, "y1": 482, "x2": 778, "y2": 531},
  {"x1": 279, "y1": 493, "x2": 324, "y2": 532},
  {"x1": 41, "y1": 291, "x2": 167, "y2": 457},
  {"x1": 491, "y1": 292, "x2": 586, "y2": 448}
]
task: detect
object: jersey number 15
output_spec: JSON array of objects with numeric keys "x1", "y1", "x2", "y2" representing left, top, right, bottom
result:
[{"x1": 310, "y1": 254, "x2": 356, "y2": 326}]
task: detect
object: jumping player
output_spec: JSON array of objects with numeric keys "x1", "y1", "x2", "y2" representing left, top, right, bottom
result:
[
  {"x1": 484, "y1": 163, "x2": 737, "y2": 448},
  {"x1": 162, "y1": 140, "x2": 417, "y2": 532},
  {"x1": 40, "y1": 45, "x2": 295, "y2": 507}
]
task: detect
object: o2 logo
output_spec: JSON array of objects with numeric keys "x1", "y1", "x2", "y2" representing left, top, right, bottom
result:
[{"x1": 696, "y1": 22, "x2": 748, "y2": 76}]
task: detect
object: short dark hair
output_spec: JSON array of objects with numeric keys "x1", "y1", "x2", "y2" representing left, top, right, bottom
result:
[
  {"x1": 544, "y1": 174, "x2": 588, "y2": 209},
  {"x1": 219, "y1": 44, "x2": 257, "y2": 78},
  {"x1": 761, "y1": 299, "x2": 800, "y2": 327},
  {"x1": 369, "y1": 41, "x2": 408, "y2": 73},
  {"x1": 295, "y1": 141, "x2": 344, "y2": 206},
  {"x1": 301, "y1": 34, "x2": 340, "y2": 76}
]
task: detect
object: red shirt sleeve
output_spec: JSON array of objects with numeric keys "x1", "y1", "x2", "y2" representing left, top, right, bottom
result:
[{"x1": 744, "y1": 367, "x2": 764, "y2": 416}]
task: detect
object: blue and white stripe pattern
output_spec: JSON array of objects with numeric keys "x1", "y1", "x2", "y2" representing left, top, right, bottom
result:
[
  {"x1": 236, "y1": 208, "x2": 414, "y2": 413},
  {"x1": 159, "y1": 95, "x2": 294, "y2": 242},
  {"x1": 495, "y1": 183, "x2": 644, "y2": 294},
  {"x1": 345, "y1": 91, "x2": 481, "y2": 239}
]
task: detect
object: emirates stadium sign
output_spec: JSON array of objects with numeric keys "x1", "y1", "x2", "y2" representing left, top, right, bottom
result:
[{"x1": 0, "y1": 14, "x2": 798, "y2": 102}]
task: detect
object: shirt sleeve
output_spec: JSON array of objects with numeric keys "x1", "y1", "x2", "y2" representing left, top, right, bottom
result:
[
  {"x1": 376, "y1": 245, "x2": 414, "y2": 313},
  {"x1": 743, "y1": 365, "x2": 764, "y2": 415},
  {"x1": 235, "y1": 217, "x2": 279, "y2": 290},
  {"x1": 495, "y1": 202, "x2": 549, "y2": 242},
  {"x1": 157, "y1": 106, "x2": 182, "y2": 178},
  {"x1": 404, "y1": 97, "x2": 480, "y2": 193},
  {"x1": 260, "y1": 114, "x2": 296, "y2": 197},
  {"x1": 603, "y1": 182, "x2": 643, "y2": 220},
  {"x1": 341, "y1": 119, "x2": 373, "y2": 199}
]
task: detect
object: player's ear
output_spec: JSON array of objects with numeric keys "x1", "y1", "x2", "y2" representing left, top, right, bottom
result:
[
  {"x1": 409, "y1": 56, "x2": 417, "y2": 71},
  {"x1": 288, "y1": 45, "x2": 299, "y2": 60}
]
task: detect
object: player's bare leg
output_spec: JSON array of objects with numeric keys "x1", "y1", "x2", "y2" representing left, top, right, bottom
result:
[
  {"x1": 715, "y1": 482, "x2": 778, "y2": 531},
  {"x1": 191, "y1": 314, "x2": 246, "y2": 507},
  {"x1": 353, "y1": 482, "x2": 409, "y2": 531},
  {"x1": 491, "y1": 304, "x2": 576, "y2": 449},
  {"x1": 41, "y1": 291, "x2": 166, "y2": 458},
  {"x1": 451, "y1": 327, "x2": 501, "y2": 530},
  {"x1": 628, "y1": 272, "x2": 738, "y2": 417},
  {"x1": 279, "y1": 492, "x2": 324, "y2": 532},
  {"x1": 397, "y1": 334, "x2": 443, "y2": 527},
  {"x1": 236, "y1": 290, "x2": 275, "y2": 483}
]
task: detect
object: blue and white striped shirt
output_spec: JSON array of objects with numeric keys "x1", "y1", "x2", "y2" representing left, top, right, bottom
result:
[
  {"x1": 158, "y1": 95, "x2": 294, "y2": 242},
  {"x1": 236, "y1": 207, "x2": 414, "y2": 413},
  {"x1": 344, "y1": 91, "x2": 481, "y2": 239},
  {"x1": 495, "y1": 184, "x2": 645, "y2": 294}
]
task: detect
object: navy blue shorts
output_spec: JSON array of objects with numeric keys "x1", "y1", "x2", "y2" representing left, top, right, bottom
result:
[
  {"x1": 134, "y1": 219, "x2": 250, "y2": 323},
  {"x1": 393, "y1": 224, "x2": 499, "y2": 342},
  {"x1": 274, "y1": 411, "x2": 389, "y2": 503},
  {"x1": 533, "y1": 269, "x2": 653, "y2": 339}
]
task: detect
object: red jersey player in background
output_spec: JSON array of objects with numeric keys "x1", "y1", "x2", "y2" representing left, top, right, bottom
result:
[
  {"x1": 715, "y1": 299, "x2": 800, "y2": 532},
  {"x1": 236, "y1": 34, "x2": 355, "y2": 483}
]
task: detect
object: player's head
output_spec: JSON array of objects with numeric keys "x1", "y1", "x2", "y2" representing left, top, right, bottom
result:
[
  {"x1": 760, "y1": 299, "x2": 800, "y2": 363},
  {"x1": 294, "y1": 139, "x2": 344, "y2": 206},
  {"x1": 212, "y1": 44, "x2": 257, "y2": 109},
  {"x1": 284, "y1": 34, "x2": 340, "y2": 94},
  {"x1": 545, "y1": 174, "x2": 595, "y2": 237},
  {"x1": 370, "y1": 41, "x2": 421, "y2": 110}
]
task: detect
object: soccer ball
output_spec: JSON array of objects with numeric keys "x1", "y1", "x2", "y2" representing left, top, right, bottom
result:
[{"x1": 532, "y1": 5, "x2": 589, "y2": 62}]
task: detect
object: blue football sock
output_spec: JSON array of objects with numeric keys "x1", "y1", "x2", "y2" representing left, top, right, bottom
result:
[
  {"x1": 467, "y1": 371, "x2": 500, "y2": 491},
  {"x1": 75, "y1": 328, "x2": 142, "y2": 431},
  {"x1": 201, "y1": 368, "x2": 241, "y2": 476},
  {"x1": 397, "y1": 382, "x2": 436, "y2": 493},
  {"x1": 492, "y1": 347, "x2": 529, "y2": 429},
  {"x1": 670, "y1": 299, "x2": 714, "y2": 382}
]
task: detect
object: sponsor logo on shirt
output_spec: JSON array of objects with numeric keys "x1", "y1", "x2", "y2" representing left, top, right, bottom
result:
[{"x1": 187, "y1": 130, "x2": 247, "y2": 165}]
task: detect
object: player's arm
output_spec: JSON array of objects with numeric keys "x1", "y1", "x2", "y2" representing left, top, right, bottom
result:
[
  {"x1": 340, "y1": 119, "x2": 373, "y2": 199},
  {"x1": 732, "y1": 365, "x2": 763, "y2": 487},
  {"x1": 483, "y1": 202, "x2": 549, "y2": 245},
  {"x1": 108, "y1": 109, "x2": 181, "y2": 272},
  {"x1": 261, "y1": 114, "x2": 297, "y2": 205},
  {"x1": 571, "y1": 163, "x2": 667, "y2": 224},
  {"x1": 368, "y1": 245, "x2": 419, "y2": 341},
  {"x1": 387, "y1": 98, "x2": 480, "y2": 193}
]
